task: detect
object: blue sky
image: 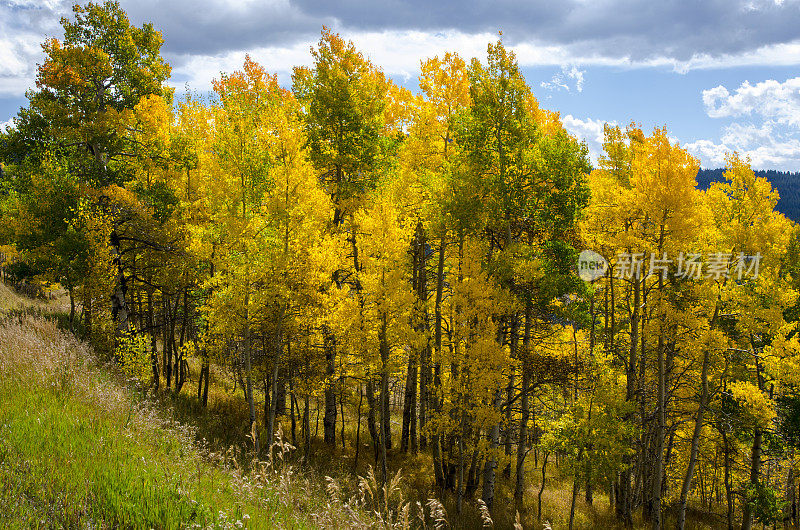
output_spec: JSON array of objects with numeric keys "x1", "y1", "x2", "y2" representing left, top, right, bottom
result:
[{"x1": 3, "y1": 0, "x2": 800, "y2": 169}]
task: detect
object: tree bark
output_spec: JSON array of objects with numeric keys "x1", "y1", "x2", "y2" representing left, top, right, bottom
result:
[
  {"x1": 367, "y1": 378, "x2": 379, "y2": 464},
  {"x1": 147, "y1": 289, "x2": 159, "y2": 389},
  {"x1": 243, "y1": 285, "x2": 259, "y2": 454},
  {"x1": 481, "y1": 386, "x2": 503, "y2": 511},
  {"x1": 431, "y1": 237, "x2": 446, "y2": 489},
  {"x1": 742, "y1": 338, "x2": 765, "y2": 530},
  {"x1": 323, "y1": 327, "x2": 337, "y2": 445},
  {"x1": 109, "y1": 230, "x2": 130, "y2": 336},
  {"x1": 379, "y1": 309, "x2": 391, "y2": 485},
  {"x1": 677, "y1": 345, "x2": 711, "y2": 530},
  {"x1": 514, "y1": 303, "x2": 532, "y2": 508},
  {"x1": 538, "y1": 452, "x2": 549, "y2": 522}
]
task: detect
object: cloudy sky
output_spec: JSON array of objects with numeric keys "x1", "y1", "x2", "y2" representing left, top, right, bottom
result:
[{"x1": 3, "y1": 0, "x2": 800, "y2": 169}]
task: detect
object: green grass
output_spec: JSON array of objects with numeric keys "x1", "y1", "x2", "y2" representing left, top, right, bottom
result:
[{"x1": 0, "y1": 315, "x2": 314, "y2": 529}]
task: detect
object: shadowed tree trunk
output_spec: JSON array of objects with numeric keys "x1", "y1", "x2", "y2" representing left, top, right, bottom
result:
[
  {"x1": 481, "y1": 386, "x2": 502, "y2": 511},
  {"x1": 677, "y1": 344, "x2": 711, "y2": 530},
  {"x1": 323, "y1": 327, "x2": 337, "y2": 445},
  {"x1": 431, "y1": 237, "x2": 446, "y2": 489},
  {"x1": 243, "y1": 283, "x2": 259, "y2": 454},
  {"x1": 147, "y1": 289, "x2": 159, "y2": 389},
  {"x1": 514, "y1": 303, "x2": 531, "y2": 508},
  {"x1": 742, "y1": 336, "x2": 765, "y2": 530}
]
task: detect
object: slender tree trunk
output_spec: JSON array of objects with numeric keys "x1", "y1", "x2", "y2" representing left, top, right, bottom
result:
[
  {"x1": 168, "y1": 292, "x2": 178, "y2": 391},
  {"x1": 323, "y1": 328, "x2": 337, "y2": 445},
  {"x1": 538, "y1": 452, "x2": 549, "y2": 522},
  {"x1": 401, "y1": 347, "x2": 417, "y2": 453},
  {"x1": 201, "y1": 359, "x2": 210, "y2": 406},
  {"x1": 617, "y1": 273, "x2": 637, "y2": 525},
  {"x1": 503, "y1": 364, "x2": 515, "y2": 479},
  {"x1": 742, "y1": 339, "x2": 765, "y2": 530},
  {"x1": 275, "y1": 368, "x2": 286, "y2": 417},
  {"x1": 109, "y1": 230, "x2": 130, "y2": 335},
  {"x1": 482, "y1": 387, "x2": 503, "y2": 511},
  {"x1": 290, "y1": 379, "x2": 299, "y2": 448},
  {"x1": 677, "y1": 346, "x2": 711, "y2": 530},
  {"x1": 418, "y1": 226, "x2": 430, "y2": 452},
  {"x1": 402, "y1": 223, "x2": 424, "y2": 454},
  {"x1": 164, "y1": 294, "x2": 171, "y2": 388},
  {"x1": 303, "y1": 393, "x2": 311, "y2": 461},
  {"x1": 722, "y1": 428, "x2": 734, "y2": 530},
  {"x1": 569, "y1": 469, "x2": 581, "y2": 530},
  {"x1": 379, "y1": 310, "x2": 391, "y2": 486},
  {"x1": 243, "y1": 286, "x2": 258, "y2": 454},
  {"x1": 263, "y1": 378, "x2": 270, "y2": 442},
  {"x1": 367, "y1": 378, "x2": 379, "y2": 464},
  {"x1": 354, "y1": 386, "x2": 363, "y2": 472},
  {"x1": 268, "y1": 362, "x2": 279, "y2": 451},
  {"x1": 457, "y1": 415, "x2": 465, "y2": 514},
  {"x1": 514, "y1": 303, "x2": 532, "y2": 508},
  {"x1": 431, "y1": 237, "x2": 446, "y2": 489},
  {"x1": 147, "y1": 290, "x2": 159, "y2": 389},
  {"x1": 199, "y1": 254, "x2": 214, "y2": 406},
  {"x1": 742, "y1": 427, "x2": 762, "y2": 530},
  {"x1": 198, "y1": 364, "x2": 206, "y2": 400},
  {"x1": 68, "y1": 283, "x2": 75, "y2": 330},
  {"x1": 785, "y1": 463, "x2": 796, "y2": 528},
  {"x1": 175, "y1": 288, "x2": 189, "y2": 393},
  {"x1": 336, "y1": 385, "x2": 344, "y2": 449}
]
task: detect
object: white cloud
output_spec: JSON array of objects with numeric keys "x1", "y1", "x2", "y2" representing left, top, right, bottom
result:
[
  {"x1": 0, "y1": 118, "x2": 14, "y2": 133},
  {"x1": 165, "y1": 31, "x2": 800, "y2": 100},
  {"x1": 561, "y1": 114, "x2": 616, "y2": 165},
  {"x1": 0, "y1": 0, "x2": 70, "y2": 96},
  {"x1": 702, "y1": 77, "x2": 800, "y2": 125},
  {"x1": 684, "y1": 139, "x2": 731, "y2": 168},
  {"x1": 0, "y1": 33, "x2": 44, "y2": 96},
  {"x1": 540, "y1": 65, "x2": 585, "y2": 93},
  {"x1": 686, "y1": 120, "x2": 800, "y2": 170},
  {"x1": 169, "y1": 42, "x2": 312, "y2": 92},
  {"x1": 688, "y1": 77, "x2": 800, "y2": 170},
  {"x1": 6, "y1": 0, "x2": 800, "y2": 99}
]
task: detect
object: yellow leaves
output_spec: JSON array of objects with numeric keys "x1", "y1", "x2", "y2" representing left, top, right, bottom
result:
[
  {"x1": 419, "y1": 52, "x2": 471, "y2": 118},
  {"x1": 383, "y1": 81, "x2": 415, "y2": 133},
  {"x1": 728, "y1": 380, "x2": 776, "y2": 427},
  {"x1": 762, "y1": 322, "x2": 800, "y2": 387},
  {"x1": 587, "y1": 124, "x2": 704, "y2": 256},
  {"x1": 116, "y1": 334, "x2": 151, "y2": 384},
  {"x1": 132, "y1": 95, "x2": 172, "y2": 153},
  {"x1": 707, "y1": 152, "x2": 792, "y2": 261}
]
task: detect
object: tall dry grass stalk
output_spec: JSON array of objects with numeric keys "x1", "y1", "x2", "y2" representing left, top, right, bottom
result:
[{"x1": 476, "y1": 498, "x2": 493, "y2": 527}]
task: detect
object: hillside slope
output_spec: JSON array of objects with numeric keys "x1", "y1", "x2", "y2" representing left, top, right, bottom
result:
[
  {"x1": 0, "y1": 315, "x2": 319, "y2": 528},
  {"x1": 0, "y1": 285, "x2": 465, "y2": 529}
]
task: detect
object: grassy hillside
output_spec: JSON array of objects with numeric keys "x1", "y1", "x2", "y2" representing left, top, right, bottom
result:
[
  {"x1": 0, "y1": 285, "x2": 480, "y2": 529},
  {"x1": 0, "y1": 284, "x2": 726, "y2": 529},
  {"x1": 0, "y1": 283, "x2": 381, "y2": 529},
  {"x1": 0, "y1": 317, "x2": 318, "y2": 528}
]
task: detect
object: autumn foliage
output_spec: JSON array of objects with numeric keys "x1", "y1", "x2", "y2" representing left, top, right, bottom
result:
[{"x1": 3, "y1": 2, "x2": 800, "y2": 529}]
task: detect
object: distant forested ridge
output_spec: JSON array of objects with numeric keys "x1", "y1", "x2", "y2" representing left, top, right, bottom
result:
[{"x1": 698, "y1": 168, "x2": 800, "y2": 221}]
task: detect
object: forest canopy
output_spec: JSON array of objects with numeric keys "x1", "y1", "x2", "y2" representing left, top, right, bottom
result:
[{"x1": 2, "y1": 3, "x2": 800, "y2": 529}]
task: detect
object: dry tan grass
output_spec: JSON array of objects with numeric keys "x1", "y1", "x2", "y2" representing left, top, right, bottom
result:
[
  {"x1": 0, "y1": 314, "x2": 91, "y2": 387},
  {"x1": 0, "y1": 281, "x2": 71, "y2": 315}
]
